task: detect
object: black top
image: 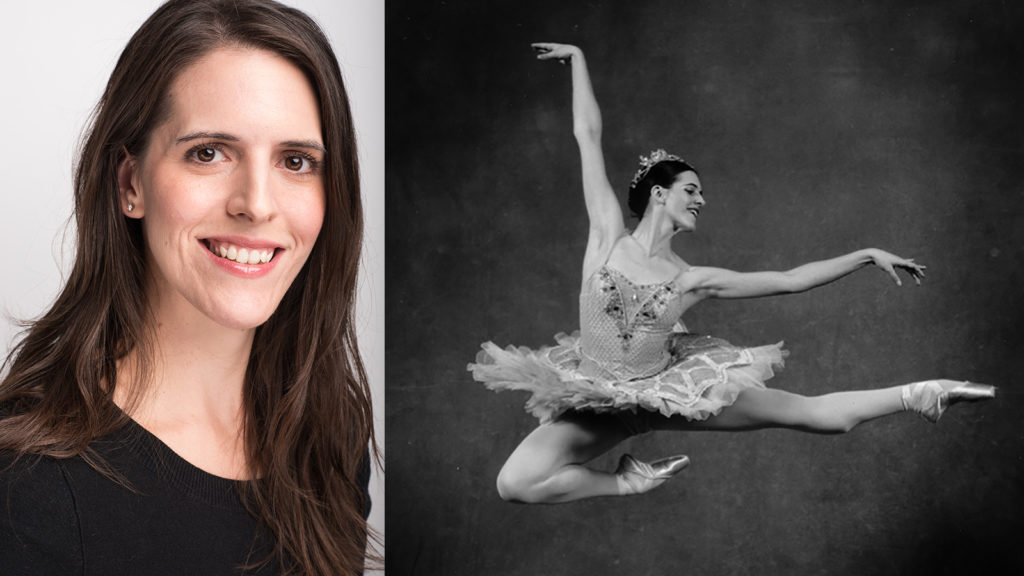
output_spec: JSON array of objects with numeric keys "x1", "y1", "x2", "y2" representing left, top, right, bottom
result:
[{"x1": 0, "y1": 418, "x2": 370, "y2": 575}]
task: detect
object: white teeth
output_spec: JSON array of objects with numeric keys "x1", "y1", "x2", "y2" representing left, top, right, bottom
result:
[{"x1": 208, "y1": 241, "x2": 275, "y2": 264}]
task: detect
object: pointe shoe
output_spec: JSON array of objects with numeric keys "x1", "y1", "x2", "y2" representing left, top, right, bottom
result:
[
  {"x1": 901, "y1": 380, "x2": 997, "y2": 423},
  {"x1": 615, "y1": 453, "x2": 690, "y2": 495}
]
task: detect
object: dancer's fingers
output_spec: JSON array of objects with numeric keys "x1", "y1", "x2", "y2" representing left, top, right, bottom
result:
[
  {"x1": 531, "y1": 42, "x2": 574, "y2": 63},
  {"x1": 532, "y1": 43, "x2": 558, "y2": 56},
  {"x1": 895, "y1": 259, "x2": 926, "y2": 285},
  {"x1": 904, "y1": 262, "x2": 926, "y2": 284},
  {"x1": 886, "y1": 266, "x2": 902, "y2": 286}
]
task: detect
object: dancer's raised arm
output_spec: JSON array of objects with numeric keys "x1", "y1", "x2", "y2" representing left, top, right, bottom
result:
[
  {"x1": 682, "y1": 248, "x2": 927, "y2": 299},
  {"x1": 533, "y1": 43, "x2": 624, "y2": 277}
]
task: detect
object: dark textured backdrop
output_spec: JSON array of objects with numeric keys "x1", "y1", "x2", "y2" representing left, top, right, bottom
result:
[{"x1": 386, "y1": 1, "x2": 1024, "y2": 574}]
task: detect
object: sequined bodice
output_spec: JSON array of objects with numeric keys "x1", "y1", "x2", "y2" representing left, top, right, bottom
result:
[{"x1": 578, "y1": 265, "x2": 686, "y2": 381}]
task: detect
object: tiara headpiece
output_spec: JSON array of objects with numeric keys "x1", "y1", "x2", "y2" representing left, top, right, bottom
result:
[{"x1": 629, "y1": 149, "x2": 686, "y2": 189}]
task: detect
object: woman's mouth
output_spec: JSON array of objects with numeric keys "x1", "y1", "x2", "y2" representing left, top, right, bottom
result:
[{"x1": 203, "y1": 239, "x2": 279, "y2": 265}]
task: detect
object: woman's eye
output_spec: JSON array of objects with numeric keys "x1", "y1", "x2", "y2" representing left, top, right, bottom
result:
[
  {"x1": 282, "y1": 154, "x2": 317, "y2": 174},
  {"x1": 189, "y1": 146, "x2": 224, "y2": 163}
]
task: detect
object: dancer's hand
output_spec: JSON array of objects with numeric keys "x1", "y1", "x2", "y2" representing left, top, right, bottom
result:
[
  {"x1": 869, "y1": 249, "x2": 926, "y2": 286},
  {"x1": 532, "y1": 42, "x2": 580, "y2": 64}
]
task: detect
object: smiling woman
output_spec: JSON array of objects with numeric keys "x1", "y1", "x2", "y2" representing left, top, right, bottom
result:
[
  {"x1": 120, "y1": 47, "x2": 328, "y2": 335},
  {"x1": 0, "y1": 1, "x2": 378, "y2": 575}
]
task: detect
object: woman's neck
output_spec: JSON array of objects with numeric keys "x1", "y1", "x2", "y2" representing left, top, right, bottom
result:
[
  {"x1": 115, "y1": 291, "x2": 254, "y2": 479},
  {"x1": 631, "y1": 212, "x2": 678, "y2": 259}
]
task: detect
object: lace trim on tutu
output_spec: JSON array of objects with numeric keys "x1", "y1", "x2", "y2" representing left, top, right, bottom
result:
[{"x1": 468, "y1": 332, "x2": 787, "y2": 424}]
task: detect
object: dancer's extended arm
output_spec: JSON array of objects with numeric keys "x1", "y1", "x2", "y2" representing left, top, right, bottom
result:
[
  {"x1": 533, "y1": 43, "x2": 624, "y2": 279},
  {"x1": 681, "y1": 248, "x2": 926, "y2": 299}
]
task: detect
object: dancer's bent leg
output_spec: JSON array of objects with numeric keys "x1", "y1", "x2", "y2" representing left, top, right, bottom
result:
[{"x1": 496, "y1": 411, "x2": 631, "y2": 503}]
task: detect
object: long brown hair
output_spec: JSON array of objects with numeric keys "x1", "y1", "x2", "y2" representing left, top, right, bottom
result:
[{"x1": 0, "y1": 0, "x2": 378, "y2": 573}]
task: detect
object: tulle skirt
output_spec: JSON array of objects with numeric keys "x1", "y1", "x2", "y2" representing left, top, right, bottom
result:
[{"x1": 468, "y1": 332, "x2": 787, "y2": 424}]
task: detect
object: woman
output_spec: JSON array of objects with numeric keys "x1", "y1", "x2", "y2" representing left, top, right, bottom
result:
[
  {"x1": 469, "y1": 43, "x2": 994, "y2": 504},
  {"x1": 0, "y1": 1, "x2": 377, "y2": 574}
]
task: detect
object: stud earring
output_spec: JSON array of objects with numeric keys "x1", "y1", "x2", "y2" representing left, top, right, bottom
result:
[{"x1": 127, "y1": 202, "x2": 134, "y2": 212}]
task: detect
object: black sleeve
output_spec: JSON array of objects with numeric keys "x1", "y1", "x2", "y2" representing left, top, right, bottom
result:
[{"x1": 0, "y1": 454, "x2": 83, "y2": 575}]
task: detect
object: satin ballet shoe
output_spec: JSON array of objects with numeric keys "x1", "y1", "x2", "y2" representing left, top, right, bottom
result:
[
  {"x1": 901, "y1": 380, "x2": 996, "y2": 423},
  {"x1": 615, "y1": 453, "x2": 690, "y2": 495}
]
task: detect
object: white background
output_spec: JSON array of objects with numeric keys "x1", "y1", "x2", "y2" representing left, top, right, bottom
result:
[{"x1": 0, "y1": 0, "x2": 385, "y2": 561}]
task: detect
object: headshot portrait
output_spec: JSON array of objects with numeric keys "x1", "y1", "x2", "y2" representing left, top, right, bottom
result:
[
  {"x1": 0, "y1": 1, "x2": 383, "y2": 574},
  {"x1": 387, "y1": 1, "x2": 1022, "y2": 574}
]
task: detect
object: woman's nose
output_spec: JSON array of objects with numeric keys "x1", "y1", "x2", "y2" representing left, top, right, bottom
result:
[{"x1": 228, "y1": 161, "x2": 277, "y2": 222}]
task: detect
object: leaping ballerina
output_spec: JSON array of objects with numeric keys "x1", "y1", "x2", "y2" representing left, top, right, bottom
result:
[{"x1": 468, "y1": 42, "x2": 996, "y2": 504}]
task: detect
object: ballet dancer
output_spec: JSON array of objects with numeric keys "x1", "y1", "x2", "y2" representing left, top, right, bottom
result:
[{"x1": 468, "y1": 42, "x2": 995, "y2": 504}]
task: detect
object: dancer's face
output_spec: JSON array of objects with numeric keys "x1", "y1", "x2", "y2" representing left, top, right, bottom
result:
[
  {"x1": 661, "y1": 171, "x2": 704, "y2": 232},
  {"x1": 119, "y1": 46, "x2": 326, "y2": 330}
]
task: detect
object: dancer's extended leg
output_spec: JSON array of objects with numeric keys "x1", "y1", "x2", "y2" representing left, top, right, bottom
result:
[
  {"x1": 685, "y1": 386, "x2": 904, "y2": 433},
  {"x1": 655, "y1": 379, "x2": 980, "y2": 433},
  {"x1": 496, "y1": 411, "x2": 632, "y2": 503}
]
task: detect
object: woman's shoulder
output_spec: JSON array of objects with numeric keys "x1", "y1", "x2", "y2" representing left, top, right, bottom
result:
[
  {"x1": 0, "y1": 452, "x2": 83, "y2": 573},
  {"x1": 0, "y1": 451, "x2": 74, "y2": 505}
]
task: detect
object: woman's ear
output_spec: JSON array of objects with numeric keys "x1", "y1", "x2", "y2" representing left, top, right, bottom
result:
[
  {"x1": 117, "y1": 151, "x2": 144, "y2": 217},
  {"x1": 650, "y1": 185, "x2": 667, "y2": 205}
]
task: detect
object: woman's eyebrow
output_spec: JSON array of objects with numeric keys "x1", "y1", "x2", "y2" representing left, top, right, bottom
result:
[
  {"x1": 176, "y1": 131, "x2": 239, "y2": 144},
  {"x1": 280, "y1": 139, "x2": 327, "y2": 154},
  {"x1": 175, "y1": 131, "x2": 326, "y2": 153}
]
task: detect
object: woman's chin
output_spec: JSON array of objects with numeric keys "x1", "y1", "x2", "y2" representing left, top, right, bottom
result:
[{"x1": 196, "y1": 301, "x2": 279, "y2": 332}]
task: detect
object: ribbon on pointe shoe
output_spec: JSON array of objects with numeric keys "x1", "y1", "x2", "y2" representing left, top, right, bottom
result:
[{"x1": 902, "y1": 380, "x2": 996, "y2": 423}]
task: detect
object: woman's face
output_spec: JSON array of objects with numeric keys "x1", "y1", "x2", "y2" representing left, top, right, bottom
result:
[
  {"x1": 120, "y1": 47, "x2": 326, "y2": 331},
  {"x1": 661, "y1": 170, "x2": 704, "y2": 232}
]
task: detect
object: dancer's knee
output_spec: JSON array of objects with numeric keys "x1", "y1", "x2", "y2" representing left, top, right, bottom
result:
[
  {"x1": 813, "y1": 415, "x2": 855, "y2": 434},
  {"x1": 759, "y1": 392, "x2": 855, "y2": 434},
  {"x1": 496, "y1": 463, "x2": 542, "y2": 503},
  {"x1": 495, "y1": 465, "x2": 522, "y2": 502},
  {"x1": 497, "y1": 459, "x2": 578, "y2": 503},
  {"x1": 804, "y1": 398, "x2": 856, "y2": 434}
]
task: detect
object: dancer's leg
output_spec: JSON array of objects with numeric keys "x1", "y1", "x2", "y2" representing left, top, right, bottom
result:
[
  {"x1": 496, "y1": 411, "x2": 632, "y2": 503},
  {"x1": 656, "y1": 386, "x2": 906, "y2": 433},
  {"x1": 656, "y1": 379, "x2": 969, "y2": 433}
]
